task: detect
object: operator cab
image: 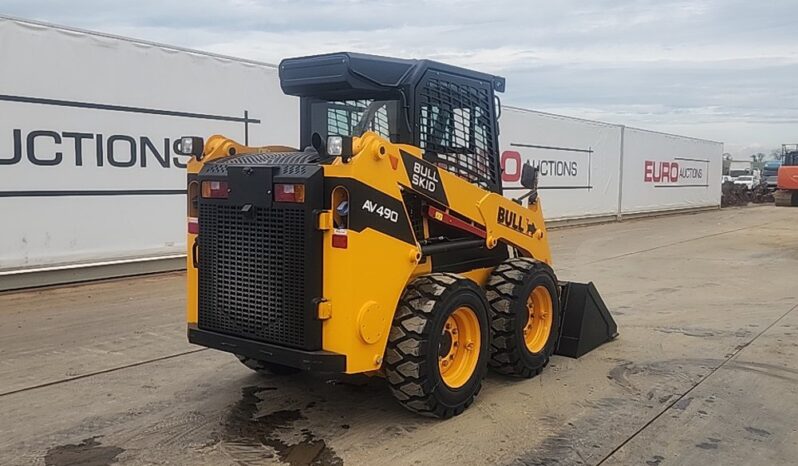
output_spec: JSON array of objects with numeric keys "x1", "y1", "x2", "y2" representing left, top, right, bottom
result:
[
  {"x1": 280, "y1": 52, "x2": 506, "y2": 193},
  {"x1": 783, "y1": 145, "x2": 798, "y2": 166},
  {"x1": 280, "y1": 52, "x2": 512, "y2": 272}
]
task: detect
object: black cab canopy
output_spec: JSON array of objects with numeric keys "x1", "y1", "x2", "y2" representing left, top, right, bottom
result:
[{"x1": 279, "y1": 52, "x2": 505, "y2": 99}]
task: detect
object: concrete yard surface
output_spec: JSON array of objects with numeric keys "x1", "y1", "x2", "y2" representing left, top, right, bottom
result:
[{"x1": 1, "y1": 206, "x2": 797, "y2": 465}]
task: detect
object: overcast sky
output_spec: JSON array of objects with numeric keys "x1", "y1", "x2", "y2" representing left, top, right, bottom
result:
[{"x1": 4, "y1": 0, "x2": 797, "y2": 158}]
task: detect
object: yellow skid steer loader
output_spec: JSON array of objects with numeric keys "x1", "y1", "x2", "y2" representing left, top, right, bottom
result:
[{"x1": 181, "y1": 52, "x2": 617, "y2": 418}]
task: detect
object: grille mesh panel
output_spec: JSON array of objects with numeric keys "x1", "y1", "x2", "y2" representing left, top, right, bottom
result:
[
  {"x1": 198, "y1": 203, "x2": 309, "y2": 348},
  {"x1": 224, "y1": 152, "x2": 319, "y2": 165}
]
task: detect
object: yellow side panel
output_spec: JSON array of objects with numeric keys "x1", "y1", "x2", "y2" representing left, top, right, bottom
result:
[
  {"x1": 321, "y1": 228, "x2": 418, "y2": 373},
  {"x1": 186, "y1": 156, "x2": 201, "y2": 326},
  {"x1": 321, "y1": 135, "x2": 421, "y2": 373},
  {"x1": 186, "y1": 232, "x2": 198, "y2": 324}
]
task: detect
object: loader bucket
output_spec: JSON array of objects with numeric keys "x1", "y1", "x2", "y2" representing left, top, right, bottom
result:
[{"x1": 555, "y1": 282, "x2": 618, "y2": 358}]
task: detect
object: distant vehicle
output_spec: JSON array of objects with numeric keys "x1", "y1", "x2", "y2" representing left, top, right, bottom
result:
[
  {"x1": 721, "y1": 175, "x2": 733, "y2": 184},
  {"x1": 734, "y1": 175, "x2": 754, "y2": 190},
  {"x1": 728, "y1": 160, "x2": 753, "y2": 179},
  {"x1": 763, "y1": 160, "x2": 781, "y2": 188}
]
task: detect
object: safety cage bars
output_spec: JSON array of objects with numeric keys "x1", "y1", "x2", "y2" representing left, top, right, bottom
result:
[{"x1": 416, "y1": 73, "x2": 500, "y2": 192}]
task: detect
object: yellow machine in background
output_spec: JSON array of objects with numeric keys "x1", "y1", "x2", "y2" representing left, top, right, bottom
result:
[{"x1": 181, "y1": 53, "x2": 616, "y2": 418}]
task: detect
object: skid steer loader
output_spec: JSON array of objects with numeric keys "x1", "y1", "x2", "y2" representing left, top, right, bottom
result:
[{"x1": 181, "y1": 52, "x2": 617, "y2": 418}]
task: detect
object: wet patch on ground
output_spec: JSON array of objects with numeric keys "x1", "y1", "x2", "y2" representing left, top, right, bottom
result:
[
  {"x1": 672, "y1": 397, "x2": 693, "y2": 410},
  {"x1": 695, "y1": 437, "x2": 721, "y2": 450},
  {"x1": 744, "y1": 426, "x2": 771, "y2": 437},
  {"x1": 218, "y1": 385, "x2": 343, "y2": 466},
  {"x1": 653, "y1": 326, "x2": 753, "y2": 339},
  {"x1": 723, "y1": 360, "x2": 798, "y2": 383},
  {"x1": 606, "y1": 358, "x2": 720, "y2": 394},
  {"x1": 509, "y1": 397, "x2": 632, "y2": 465},
  {"x1": 654, "y1": 327, "x2": 717, "y2": 338},
  {"x1": 44, "y1": 436, "x2": 125, "y2": 466}
]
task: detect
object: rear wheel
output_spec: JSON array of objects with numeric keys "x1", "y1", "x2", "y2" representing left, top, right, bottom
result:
[
  {"x1": 384, "y1": 273, "x2": 490, "y2": 418},
  {"x1": 235, "y1": 354, "x2": 301, "y2": 375},
  {"x1": 486, "y1": 258, "x2": 561, "y2": 377}
]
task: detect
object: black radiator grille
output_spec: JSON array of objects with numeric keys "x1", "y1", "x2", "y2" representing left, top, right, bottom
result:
[{"x1": 198, "y1": 203, "x2": 309, "y2": 348}]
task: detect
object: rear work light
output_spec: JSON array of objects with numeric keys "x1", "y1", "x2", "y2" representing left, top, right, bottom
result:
[
  {"x1": 274, "y1": 183, "x2": 305, "y2": 203},
  {"x1": 201, "y1": 181, "x2": 229, "y2": 199}
]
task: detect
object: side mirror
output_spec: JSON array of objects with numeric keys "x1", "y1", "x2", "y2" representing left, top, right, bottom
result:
[
  {"x1": 520, "y1": 162, "x2": 538, "y2": 189},
  {"x1": 311, "y1": 132, "x2": 327, "y2": 158},
  {"x1": 176, "y1": 136, "x2": 204, "y2": 159}
]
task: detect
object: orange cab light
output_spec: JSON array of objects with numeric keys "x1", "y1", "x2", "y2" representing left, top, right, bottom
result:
[{"x1": 274, "y1": 183, "x2": 305, "y2": 203}]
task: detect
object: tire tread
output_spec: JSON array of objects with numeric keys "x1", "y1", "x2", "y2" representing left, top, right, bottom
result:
[
  {"x1": 485, "y1": 258, "x2": 558, "y2": 378},
  {"x1": 384, "y1": 273, "x2": 485, "y2": 418}
]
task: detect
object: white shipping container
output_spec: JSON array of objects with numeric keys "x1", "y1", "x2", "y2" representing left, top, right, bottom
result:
[
  {"x1": 499, "y1": 107, "x2": 622, "y2": 221},
  {"x1": 0, "y1": 16, "x2": 298, "y2": 272},
  {"x1": 620, "y1": 127, "x2": 723, "y2": 215}
]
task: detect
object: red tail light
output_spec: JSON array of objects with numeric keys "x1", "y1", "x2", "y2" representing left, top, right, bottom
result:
[
  {"x1": 274, "y1": 183, "x2": 305, "y2": 203},
  {"x1": 188, "y1": 217, "x2": 199, "y2": 234},
  {"x1": 201, "y1": 181, "x2": 229, "y2": 199},
  {"x1": 332, "y1": 230, "x2": 348, "y2": 248}
]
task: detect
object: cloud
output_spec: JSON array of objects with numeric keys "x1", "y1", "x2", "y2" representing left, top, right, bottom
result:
[{"x1": 3, "y1": 0, "x2": 797, "y2": 156}]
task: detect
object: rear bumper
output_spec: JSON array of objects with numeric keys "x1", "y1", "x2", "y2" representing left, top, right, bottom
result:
[{"x1": 188, "y1": 324, "x2": 346, "y2": 372}]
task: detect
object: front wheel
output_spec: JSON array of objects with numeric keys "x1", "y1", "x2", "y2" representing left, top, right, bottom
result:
[
  {"x1": 384, "y1": 273, "x2": 490, "y2": 419},
  {"x1": 486, "y1": 258, "x2": 561, "y2": 378}
]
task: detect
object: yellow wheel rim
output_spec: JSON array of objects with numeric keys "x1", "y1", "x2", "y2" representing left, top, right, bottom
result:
[
  {"x1": 524, "y1": 285, "x2": 553, "y2": 353},
  {"x1": 438, "y1": 306, "x2": 481, "y2": 389}
]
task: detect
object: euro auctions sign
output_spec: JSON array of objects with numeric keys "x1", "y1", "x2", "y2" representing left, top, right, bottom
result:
[{"x1": 643, "y1": 158, "x2": 709, "y2": 187}]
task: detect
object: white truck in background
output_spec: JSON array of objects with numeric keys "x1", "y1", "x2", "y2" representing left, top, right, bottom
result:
[
  {"x1": 728, "y1": 160, "x2": 754, "y2": 179},
  {"x1": 728, "y1": 160, "x2": 760, "y2": 190}
]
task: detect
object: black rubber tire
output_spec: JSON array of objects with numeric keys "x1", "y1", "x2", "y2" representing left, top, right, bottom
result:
[
  {"x1": 383, "y1": 273, "x2": 490, "y2": 419},
  {"x1": 235, "y1": 354, "x2": 301, "y2": 375},
  {"x1": 486, "y1": 258, "x2": 561, "y2": 378}
]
